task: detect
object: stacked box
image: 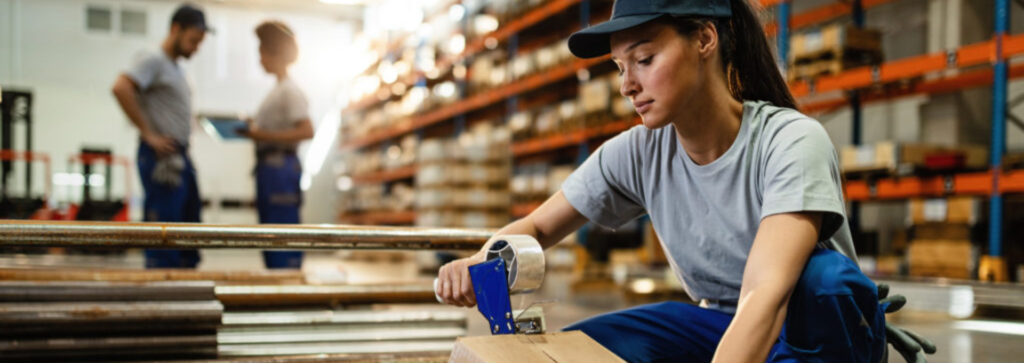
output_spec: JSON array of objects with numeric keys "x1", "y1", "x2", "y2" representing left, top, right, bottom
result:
[
  {"x1": 416, "y1": 123, "x2": 511, "y2": 229},
  {"x1": 905, "y1": 197, "x2": 979, "y2": 279},
  {"x1": 840, "y1": 141, "x2": 989, "y2": 175}
]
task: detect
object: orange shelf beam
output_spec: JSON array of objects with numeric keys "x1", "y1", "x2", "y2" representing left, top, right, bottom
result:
[
  {"x1": 765, "y1": 0, "x2": 901, "y2": 37},
  {"x1": 351, "y1": 165, "x2": 417, "y2": 186},
  {"x1": 800, "y1": 62, "x2": 1024, "y2": 115},
  {"x1": 844, "y1": 170, "x2": 1024, "y2": 201},
  {"x1": 793, "y1": 34, "x2": 1024, "y2": 109},
  {"x1": 338, "y1": 210, "x2": 417, "y2": 225},
  {"x1": 511, "y1": 118, "x2": 639, "y2": 157},
  {"x1": 343, "y1": 56, "x2": 610, "y2": 151},
  {"x1": 463, "y1": 0, "x2": 581, "y2": 59},
  {"x1": 344, "y1": 0, "x2": 584, "y2": 114}
]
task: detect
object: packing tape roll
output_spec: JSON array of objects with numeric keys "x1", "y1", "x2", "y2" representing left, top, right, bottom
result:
[
  {"x1": 433, "y1": 235, "x2": 545, "y2": 303},
  {"x1": 483, "y1": 235, "x2": 545, "y2": 295}
]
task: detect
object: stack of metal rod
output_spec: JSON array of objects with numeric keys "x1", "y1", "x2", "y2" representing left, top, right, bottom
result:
[
  {"x1": 0, "y1": 280, "x2": 222, "y2": 362},
  {"x1": 217, "y1": 309, "x2": 466, "y2": 358},
  {"x1": 0, "y1": 221, "x2": 492, "y2": 362}
]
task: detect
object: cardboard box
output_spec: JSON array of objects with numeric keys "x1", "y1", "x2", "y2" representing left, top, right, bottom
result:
[
  {"x1": 790, "y1": 24, "x2": 882, "y2": 62},
  {"x1": 907, "y1": 240, "x2": 973, "y2": 279},
  {"x1": 449, "y1": 331, "x2": 625, "y2": 363},
  {"x1": 840, "y1": 142, "x2": 989, "y2": 173},
  {"x1": 912, "y1": 223, "x2": 971, "y2": 241},
  {"x1": 909, "y1": 197, "x2": 979, "y2": 225}
]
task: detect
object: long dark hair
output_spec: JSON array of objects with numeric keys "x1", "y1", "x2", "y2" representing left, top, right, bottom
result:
[{"x1": 668, "y1": 0, "x2": 796, "y2": 109}]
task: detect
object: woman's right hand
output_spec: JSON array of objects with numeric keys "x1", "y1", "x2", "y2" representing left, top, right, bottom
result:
[{"x1": 436, "y1": 253, "x2": 486, "y2": 307}]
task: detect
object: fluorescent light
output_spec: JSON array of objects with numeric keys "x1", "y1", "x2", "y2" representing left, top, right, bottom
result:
[
  {"x1": 319, "y1": 0, "x2": 365, "y2": 4},
  {"x1": 954, "y1": 320, "x2": 1024, "y2": 336}
]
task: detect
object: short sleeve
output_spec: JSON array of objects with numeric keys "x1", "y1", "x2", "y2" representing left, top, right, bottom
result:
[
  {"x1": 760, "y1": 118, "x2": 847, "y2": 242},
  {"x1": 285, "y1": 84, "x2": 310, "y2": 124},
  {"x1": 561, "y1": 127, "x2": 647, "y2": 229},
  {"x1": 125, "y1": 53, "x2": 163, "y2": 91}
]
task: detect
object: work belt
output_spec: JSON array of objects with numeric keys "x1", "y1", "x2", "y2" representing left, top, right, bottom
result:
[{"x1": 256, "y1": 148, "x2": 297, "y2": 161}]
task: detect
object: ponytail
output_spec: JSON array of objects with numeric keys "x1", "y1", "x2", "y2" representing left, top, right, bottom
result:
[{"x1": 668, "y1": 0, "x2": 796, "y2": 109}]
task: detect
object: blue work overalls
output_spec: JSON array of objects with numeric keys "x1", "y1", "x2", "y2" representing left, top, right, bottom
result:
[
  {"x1": 564, "y1": 248, "x2": 888, "y2": 363},
  {"x1": 137, "y1": 142, "x2": 201, "y2": 268},
  {"x1": 255, "y1": 150, "x2": 303, "y2": 269}
]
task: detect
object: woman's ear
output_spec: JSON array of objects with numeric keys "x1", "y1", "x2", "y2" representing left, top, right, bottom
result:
[{"x1": 696, "y1": 22, "x2": 719, "y2": 60}]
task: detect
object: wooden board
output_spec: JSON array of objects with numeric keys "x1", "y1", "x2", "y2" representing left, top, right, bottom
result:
[{"x1": 449, "y1": 331, "x2": 624, "y2": 363}]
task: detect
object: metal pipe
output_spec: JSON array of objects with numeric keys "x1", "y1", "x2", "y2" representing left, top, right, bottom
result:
[
  {"x1": 215, "y1": 284, "x2": 439, "y2": 308},
  {"x1": 0, "y1": 268, "x2": 305, "y2": 283},
  {"x1": 0, "y1": 346, "x2": 218, "y2": 362},
  {"x1": 218, "y1": 340, "x2": 455, "y2": 357},
  {"x1": 0, "y1": 322, "x2": 221, "y2": 338},
  {"x1": 222, "y1": 310, "x2": 466, "y2": 326},
  {"x1": 0, "y1": 281, "x2": 215, "y2": 302},
  {"x1": 0, "y1": 335, "x2": 217, "y2": 352},
  {"x1": 0, "y1": 220, "x2": 492, "y2": 250},
  {"x1": 0, "y1": 300, "x2": 223, "y2": 325},
  {"x1": 132, "y1": 352, "x2": 451, "y2": 363},
  {"x1": 218, "y1": 326, "x2": 466, "y2": 345}
]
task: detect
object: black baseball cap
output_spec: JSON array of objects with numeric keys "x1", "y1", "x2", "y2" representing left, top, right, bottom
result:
[
  {"x1": 568, "y1": 0, "x2": 732, "y2": 59},
  {"x1": 171, "y1": 4, "x2": 214, "y2": 33}
]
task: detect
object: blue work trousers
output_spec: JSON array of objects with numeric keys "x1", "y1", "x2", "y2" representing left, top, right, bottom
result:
[
  {"x1": 138, "y1": 142, "x2": 201, "y2": 268},
  {"x1": 256, "y1": 152, "x2": 303, "y2": 269},
  {"x1": 564, "y1": 248, "x2": 887, "y2": 363}
]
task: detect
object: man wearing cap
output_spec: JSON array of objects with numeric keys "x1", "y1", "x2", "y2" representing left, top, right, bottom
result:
[{"x1": 111, "y1": 4, "x2": 211, "y2": 268}]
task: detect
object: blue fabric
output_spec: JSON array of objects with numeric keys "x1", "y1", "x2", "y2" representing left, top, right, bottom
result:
[
  {"x1": 256, "y1": 154, "x2": 304, "y2": 269},
  {"x1": 564, "y1": 249, "x2": 886, "y2": 363},
  {"x1": 137, "y1": 142, "x2": 201, "y2": 269}
]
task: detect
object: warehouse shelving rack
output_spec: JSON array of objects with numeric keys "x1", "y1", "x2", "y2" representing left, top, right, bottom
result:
[
  {"x1": 770, "y1": 0, "x2": 1020, "y2": 276},
  {"x1": 338, "y1": 0, "x2": 1022, "y2": 275}
]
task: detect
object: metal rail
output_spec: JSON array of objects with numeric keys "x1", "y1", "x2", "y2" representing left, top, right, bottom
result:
[
  {"x1": 215, "y1": 284, "x2": 440, "y2": 308},
  {"x1": 0, "y1": 281, "x2": 215, "y2": 302},
  {"x1": 0, "y1": 220, "x2": 493, "y2": 250}
]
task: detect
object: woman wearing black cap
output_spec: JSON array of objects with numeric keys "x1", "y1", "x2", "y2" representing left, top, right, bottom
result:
[{"x1": 437, "y1": 0, "x2": 933, "y2": 362}]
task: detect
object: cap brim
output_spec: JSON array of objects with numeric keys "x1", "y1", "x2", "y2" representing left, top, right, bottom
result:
[{"x1": 568, "y1": 14, "x2": 664, "y2": 59}]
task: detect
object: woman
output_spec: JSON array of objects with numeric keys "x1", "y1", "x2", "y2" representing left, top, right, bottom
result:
[
  {"x1": 241, "y1": 21, "x2": 314, "y2": 269},
  {"x1": 437, "y1": 1, "x2": 932, "y2": 362}
]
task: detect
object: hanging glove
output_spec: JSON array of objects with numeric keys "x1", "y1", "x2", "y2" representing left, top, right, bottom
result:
[
  {"x1": 879, "y1": 284, "x2": 938, "y2": 363},
  {"x1": 152, "y1": 154, "x2": 185, "y2": 188}
]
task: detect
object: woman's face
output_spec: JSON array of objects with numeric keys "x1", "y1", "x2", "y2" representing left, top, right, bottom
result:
[
  {"x1": 259, "y1": 46, "x2": 283, "y2": 74},
  {"x1": 610, "y1": 21, "x2": 708, "y2": 130}
]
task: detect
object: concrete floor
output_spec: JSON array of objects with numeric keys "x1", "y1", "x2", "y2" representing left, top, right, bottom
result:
[{"x1": 3, "y1": 249, "x2": 1023, "y2": 362}]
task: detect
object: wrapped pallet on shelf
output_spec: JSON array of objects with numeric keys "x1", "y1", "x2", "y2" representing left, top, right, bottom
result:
[
  {"x1": 905, "y1": 197, "x2": 980, "y2": 279},
  {"x1": 580, "y1": 74, "x2": 613, "y2": 125},
  {"x1": 840, "y1": 141, "x2": 989, "y2": 177},
  {"x1": 789, "y1": 24, "x2": 883, "y2": 82}
]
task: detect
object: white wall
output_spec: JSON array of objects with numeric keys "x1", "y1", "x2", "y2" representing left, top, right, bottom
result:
[{"x1": 0, "y1": 0, "x2": 355, "y2": 223}]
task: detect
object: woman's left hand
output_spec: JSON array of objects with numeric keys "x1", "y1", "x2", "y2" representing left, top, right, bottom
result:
[{"x1": 237, "y1": 126, "x2": 264, "y2": 141}]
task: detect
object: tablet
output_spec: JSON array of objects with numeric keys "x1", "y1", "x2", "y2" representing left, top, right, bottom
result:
[{"x1": 201, "y1": 115, "x2": 249, "y2": 141}]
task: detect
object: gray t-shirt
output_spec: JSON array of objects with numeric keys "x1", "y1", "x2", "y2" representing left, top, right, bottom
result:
[
  {"x1": 125, "y1": 51, "x2": 192, "y2": 144},
  {"x1": 562, "y1": 100, "x2": 855, "y2": 303},
  {"x1": 254, "y1": 77, "x2": 309, "y2": 151}
]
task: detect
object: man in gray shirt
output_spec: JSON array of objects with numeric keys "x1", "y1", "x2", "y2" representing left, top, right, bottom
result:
[{"x1": 111, "y1": 4, "x2": 211, "y2": 268}]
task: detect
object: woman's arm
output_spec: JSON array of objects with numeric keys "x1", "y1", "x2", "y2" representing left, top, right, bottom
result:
[
  {"x1": 243, "y1": 119, "x2": 314, "y2": 143},
  {"x1": 436, "y1": 191, "x2": 589, "y2": 307},
  {"x1": 711, "y1": 212, "x2": 822, "y2": 363}
]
